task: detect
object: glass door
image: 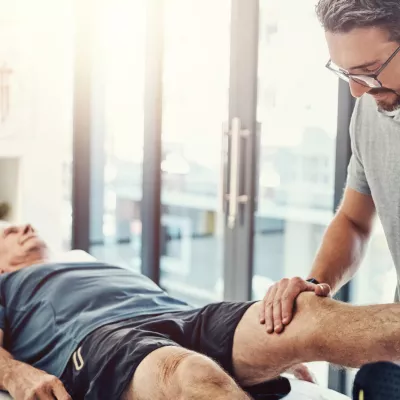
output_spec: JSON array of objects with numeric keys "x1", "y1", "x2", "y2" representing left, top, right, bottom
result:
[
  {"x1": 71, "y1": 0, "x2": 259, "y2": 291},
  {"x1": 72, "y1": 0, "x2": 259, "y2": 295},
  {"x1": 159, "y1": 0, "x2": 231, "y2": 305},
  {"x1": 252, "y1": 0, "x2": 339, "y2": 386},
  {"x1": 88, "y1": 0, "x2": 146, "y2": 270}
]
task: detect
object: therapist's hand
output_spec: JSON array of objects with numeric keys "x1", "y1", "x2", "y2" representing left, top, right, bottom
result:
[{"x1": 259, "y1": 277, "x2": 331, "y2": 334}]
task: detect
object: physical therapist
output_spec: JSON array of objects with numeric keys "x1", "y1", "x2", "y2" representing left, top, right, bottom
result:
[{"x1": 260, "y1": 0, "x2": 400, "y2": 334}]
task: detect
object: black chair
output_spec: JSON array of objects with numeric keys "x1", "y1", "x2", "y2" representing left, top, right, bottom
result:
[{"x1": 353, "y1": 362, "x2": 400, "y2": 400}]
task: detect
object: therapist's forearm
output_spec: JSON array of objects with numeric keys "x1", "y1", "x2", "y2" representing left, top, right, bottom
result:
[{"x1": 308, "y1": 211, "x2": 371, "y2": 295}]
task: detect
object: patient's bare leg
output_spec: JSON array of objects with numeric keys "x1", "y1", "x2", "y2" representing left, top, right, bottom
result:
[
  {"x1": 122, "y1": 346, "x2": 251, "y2": 400},
  {"x1": 233, "y1": 293, "x2": 400, "y2": 387}
]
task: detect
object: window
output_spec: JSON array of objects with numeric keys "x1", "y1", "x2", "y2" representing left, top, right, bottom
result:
[
  {"x1": 253, "y1": 0, "x2": 339, "y2": 386},
  {"x1": 88, "y1": 0, "x2": 146, "y2": 271},
  {"x1": 159, "y1": 0, "x2": 231, "y2": 306},
  {"x1": 346, "y1": 220, "x2": 396, "y2": 393}
]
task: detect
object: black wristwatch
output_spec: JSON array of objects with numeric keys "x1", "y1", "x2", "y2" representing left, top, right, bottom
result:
[{"x1": 306, "y1": 278, "x2": 320, "y2": 285}]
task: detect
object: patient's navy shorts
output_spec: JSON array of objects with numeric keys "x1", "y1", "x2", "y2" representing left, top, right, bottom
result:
[{"x1": 60, "y1": 301, "x2": 254, "y2": 400}]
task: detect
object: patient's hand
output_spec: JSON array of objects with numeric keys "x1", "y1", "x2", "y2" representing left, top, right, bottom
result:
[
  {"x1": 286, "y1": 364, "x2": 317, "y2": 384},
  {"x1": 4, "y1": 362, "x2": 71, "y2": 400}
]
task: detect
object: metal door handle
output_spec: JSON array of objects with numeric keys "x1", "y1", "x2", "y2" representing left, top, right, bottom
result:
[
  {"x1": 220, "y1": 122, "x2": 230, "y2": 214},
  {"x1": 254, "y1": 122, "x2": 262, "y2": 212},
  {"x1": 228, "y1": 118, "x2": 240, "y2": 229},
  {"x1": 226, "y1": 118, "x2": 249, "y2": 229}
]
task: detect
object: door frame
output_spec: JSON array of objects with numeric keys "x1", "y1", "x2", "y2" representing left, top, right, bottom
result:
[{"x1": 223, "y1": 0, "x2": 260, "y2": 301}]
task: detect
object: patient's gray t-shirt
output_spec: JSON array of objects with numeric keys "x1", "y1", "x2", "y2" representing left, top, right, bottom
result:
[
  {"x1": 347, "y1": 95, "x2": 400, "y2": 299},
  {"x1": 0, "y1": 262, "x2": 192, "y2": 377}
]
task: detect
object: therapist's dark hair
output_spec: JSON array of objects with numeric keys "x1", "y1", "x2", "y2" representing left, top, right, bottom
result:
[{"x1": 316, "y1": 0, "x2": 400, "y2": 43}]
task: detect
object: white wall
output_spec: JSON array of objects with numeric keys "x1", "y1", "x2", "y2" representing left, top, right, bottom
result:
[{"x1": 0, "y1": 0, "x2": 73, "y2": 251}]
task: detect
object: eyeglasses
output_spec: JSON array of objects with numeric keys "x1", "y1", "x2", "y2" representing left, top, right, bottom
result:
[{"x1": 326, "y1": 45, "x2": 400, "y2": 88}]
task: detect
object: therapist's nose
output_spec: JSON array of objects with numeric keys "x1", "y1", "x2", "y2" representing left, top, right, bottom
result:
[{"x1": 349, "y1": 79, "x2": 370, "y2": 98}]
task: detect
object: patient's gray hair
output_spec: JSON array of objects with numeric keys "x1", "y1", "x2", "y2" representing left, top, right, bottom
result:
[{"x1": 316, "y1": 0, "x2": 400, "y2": 43}]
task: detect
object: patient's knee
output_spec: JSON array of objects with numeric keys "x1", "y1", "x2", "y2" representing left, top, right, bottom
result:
[
  {"x1": 164, "y1": 352, "x2": 249, "y2": 400},
  {"x1": 159, "y1": 350, "x2": 234, "y2": 393},
  {"x1": 292, "y1": 292, "x2": 336, "y2": 357},
  {"x1": 294, "y1": 292, "x2": 333, "y2": 317},
  {"x1": 175, "y1": 353, "x2": 233, "y2": 389},
  {"x1": 159, "y1": 350, "x2": 193, "y2": 386}
]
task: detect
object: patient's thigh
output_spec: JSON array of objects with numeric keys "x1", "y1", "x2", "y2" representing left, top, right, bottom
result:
[
  {"x1": 232, "y1": 296, "x2": 323, "y2": 387},
  {"x1": 123, "y1": 345, "x2": 247, "y2": 400},
  {"x1": 122, "y1": 346, "x2": 187, "y2": 400}
]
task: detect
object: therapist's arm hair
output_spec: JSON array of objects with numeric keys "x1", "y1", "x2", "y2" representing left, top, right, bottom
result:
[{"x1": 308, "y1": 188, "x2": 375, "y2": 294}]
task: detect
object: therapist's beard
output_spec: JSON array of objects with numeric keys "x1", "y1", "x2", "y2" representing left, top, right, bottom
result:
[{"x1": 369, "y1": 87, "x2": 400, "y2": 112}]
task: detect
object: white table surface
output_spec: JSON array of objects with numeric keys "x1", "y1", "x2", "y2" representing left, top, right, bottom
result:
[
  {"x1": 284, "y1": 380, "x2": 350, "y2": 399},
  {"x1": 0, "y1": 380, "x2": 352, "y2": 400}
]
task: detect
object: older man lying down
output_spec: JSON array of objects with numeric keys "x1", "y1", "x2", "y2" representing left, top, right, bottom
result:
[{"x1": 0, "y1": 224, "x2": 399, "y2": 400}]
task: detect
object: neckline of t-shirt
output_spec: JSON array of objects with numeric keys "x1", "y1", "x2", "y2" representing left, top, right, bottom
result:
[{"x1": 379, "y1": 107, "x2": 400, "y2": 121}]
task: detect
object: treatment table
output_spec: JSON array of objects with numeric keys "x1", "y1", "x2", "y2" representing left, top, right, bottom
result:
[{"x1": 0, "y1": 379, "x2": 351, "y2": 399}]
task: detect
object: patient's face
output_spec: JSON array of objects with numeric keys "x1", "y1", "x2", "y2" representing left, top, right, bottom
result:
[{"x1": 0, "y1": 224, "x2": 48, "y2": 273}]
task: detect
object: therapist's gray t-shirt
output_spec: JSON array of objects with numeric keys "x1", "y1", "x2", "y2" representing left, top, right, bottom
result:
[{"x1": 347, "y1": 95, "x2": 400, "y2": 299}]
